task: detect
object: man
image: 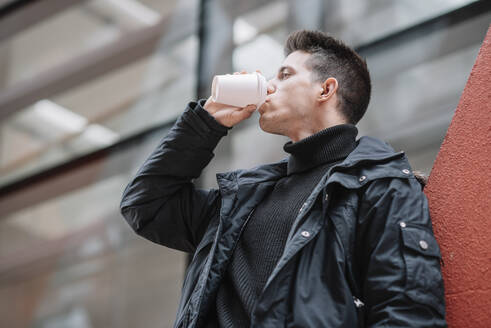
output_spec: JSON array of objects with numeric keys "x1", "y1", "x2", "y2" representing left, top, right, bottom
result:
[{"x1": 120, "y1": 30, "x2": 447, "y2": 327}]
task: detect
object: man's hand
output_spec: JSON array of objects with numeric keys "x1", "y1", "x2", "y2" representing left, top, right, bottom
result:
[{"x1": 203, "y1": 70, "x2": 259, "y2": 128}]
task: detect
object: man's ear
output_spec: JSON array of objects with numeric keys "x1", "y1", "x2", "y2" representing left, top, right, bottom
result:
[{"x1": 318, "y1": 77, "x2": 338, "y2": 103}]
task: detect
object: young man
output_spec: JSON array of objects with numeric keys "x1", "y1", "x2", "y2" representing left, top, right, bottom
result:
[{"x1": 120, "y1": 30, "x2": 447, "y2": 327}]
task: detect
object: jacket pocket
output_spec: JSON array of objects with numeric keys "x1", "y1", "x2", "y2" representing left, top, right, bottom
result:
[{"x1": 400, "y1": 224, "x2": 445, "y2": 316}]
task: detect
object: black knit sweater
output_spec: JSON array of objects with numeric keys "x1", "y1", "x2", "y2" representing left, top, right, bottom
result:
[{"x1": 209, "y1": 123, "x2": 358, "y2": 328}]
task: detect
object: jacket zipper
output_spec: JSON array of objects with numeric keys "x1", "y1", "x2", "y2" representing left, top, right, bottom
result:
[
  {"x1": 185, "y1": 215, "x2": 223, "y2": 327},
  {"x1": 231, "y1": 207, "x2": 256, "y2": 253},
  {"x1": 191, "y1": 207, "x2": 256, "y2": 327}
]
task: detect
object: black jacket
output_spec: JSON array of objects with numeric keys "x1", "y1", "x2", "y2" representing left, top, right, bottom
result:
[{"x1": 120, "y1": 100, "x2": 447, "y2": 327}]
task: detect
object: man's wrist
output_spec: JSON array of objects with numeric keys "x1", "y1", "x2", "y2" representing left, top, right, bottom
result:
[{"x1": 194, "y1": 98, "x2": 233, "y2": 133}]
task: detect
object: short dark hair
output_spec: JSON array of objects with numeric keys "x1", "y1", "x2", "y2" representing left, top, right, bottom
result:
[{"x1": 284, "y1": 30, "x2": 371, "y2": 125}]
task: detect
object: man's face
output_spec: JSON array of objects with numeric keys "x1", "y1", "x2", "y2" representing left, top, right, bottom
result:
[{"x1": 258, "y1": 50, "x2": 322, "y2": 138}]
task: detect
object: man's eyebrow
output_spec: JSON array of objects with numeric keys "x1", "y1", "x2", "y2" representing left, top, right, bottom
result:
[{"x1": 277, "y1": 65, "x2": 295, "y2": 74}]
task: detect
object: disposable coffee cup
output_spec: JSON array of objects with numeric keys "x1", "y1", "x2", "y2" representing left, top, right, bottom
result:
[{"x1": 211, "y1": 72, "x2": 267, "y2": 108}]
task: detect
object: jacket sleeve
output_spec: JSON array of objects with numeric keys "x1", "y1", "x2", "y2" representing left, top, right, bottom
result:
[
  {"x1": 119, "y1": 99, "x2": 232, "y2": 253},
  {"x1": 356, "y1": 176, "x2": 447, "y2": 327}
]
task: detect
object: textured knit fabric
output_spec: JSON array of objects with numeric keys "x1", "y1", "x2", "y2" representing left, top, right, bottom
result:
[{"x1": 213, "y1": 124, "x2": 358, "y2": 328}]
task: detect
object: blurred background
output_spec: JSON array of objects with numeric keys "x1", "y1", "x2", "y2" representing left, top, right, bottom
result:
[{"x1": 0, "y1": 0, "x2": 489, "y2": 327}]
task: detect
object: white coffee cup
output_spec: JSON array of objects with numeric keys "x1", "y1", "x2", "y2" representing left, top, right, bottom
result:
[{"x1": 211, "y1": 72, "x2": 267, "y2": 108}]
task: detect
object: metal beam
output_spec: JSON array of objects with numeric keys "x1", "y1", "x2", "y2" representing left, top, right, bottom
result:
[
  {"x1": 195, "y1": 0, "x2": 234, "y2": 192},
  {"x1": 197, "y1": 0, "x2": 234, "y2": 99},
  {"x1": 0, "y1": 0, "x2": 88, "y2": 43},
  {"x1": 0, "y1": 0, "x2": 20, "y2": 10},
  {"x1": 356, "y1": 0, "x2": 491, "y2": 55},
  {"x1": 357, "y1": 0, "x2": 491, "y2": 80},
  {"x1": 0, "y1": 121, "x2": 173, "y2": 217},
  {"x1": 0, "y1": 18, "x2": 172, "y2": 121}
]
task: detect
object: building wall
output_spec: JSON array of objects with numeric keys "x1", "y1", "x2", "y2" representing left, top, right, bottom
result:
[{"x1": 425, "y1": 25, "x2": 491, "y2": 328}]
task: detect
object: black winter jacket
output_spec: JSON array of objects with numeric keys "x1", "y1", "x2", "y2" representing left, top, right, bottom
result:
[{"x1": 120, "y1": 100, "x2": 447, "y2": 327}]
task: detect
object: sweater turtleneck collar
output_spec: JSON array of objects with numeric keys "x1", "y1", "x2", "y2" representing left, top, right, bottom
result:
[{"x1": 283, "y1": 123, "x2": 358, "y2": 175}]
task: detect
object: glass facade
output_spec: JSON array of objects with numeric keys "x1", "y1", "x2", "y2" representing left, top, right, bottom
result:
[
  {"x1": 0, "y1": 0, "x2": 197, "y2": 186},
  {"x1": 0, "y1": 0, "x2": 489, "y2": 327},
  {"x1": 0, "y1": 0, "x2": 196, "y2": 326}
]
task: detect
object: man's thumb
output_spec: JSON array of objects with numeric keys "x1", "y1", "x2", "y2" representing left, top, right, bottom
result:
[{"x1": 235, "y1": 106, "x2": 255, "y2": 122}]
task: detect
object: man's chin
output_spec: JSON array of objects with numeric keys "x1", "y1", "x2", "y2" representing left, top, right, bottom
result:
[
  {"x1": 258, "y1": 114, "x2": 273, "y2": 134},
  {"x1": 258, "y1": 114, "x2": 267, "y2": 130}
]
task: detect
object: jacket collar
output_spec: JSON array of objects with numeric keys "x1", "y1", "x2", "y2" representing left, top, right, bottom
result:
[{"x1": 216, "y1": 136, "x2": 410, "y2": 193}]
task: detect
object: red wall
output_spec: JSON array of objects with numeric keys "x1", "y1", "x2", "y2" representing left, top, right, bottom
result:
[{"x1": 425, "y1": 26, "x2": 491, "y2": 327}]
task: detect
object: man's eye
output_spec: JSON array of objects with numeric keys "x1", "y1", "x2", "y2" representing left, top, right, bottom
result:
[{"x1": 280, "y1": 72, "x2": 290, "y2": 79}]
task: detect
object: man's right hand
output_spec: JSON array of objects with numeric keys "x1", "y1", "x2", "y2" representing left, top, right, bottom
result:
[{"x1": 203, "y1": 71, "x2": 258, "y2": 128}]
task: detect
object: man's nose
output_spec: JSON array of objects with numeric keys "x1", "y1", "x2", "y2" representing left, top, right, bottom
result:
[{"x1": 267, "y1": 80, "x2": 276, "y2": 95}]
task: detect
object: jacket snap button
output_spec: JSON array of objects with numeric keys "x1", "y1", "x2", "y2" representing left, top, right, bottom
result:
[
  {"x1": 419, "y1": 240, "x2": 428, "y2": 250},
  {"x1": 359, "y1": 175, "x2": 366, "y2": 182},
  {"x1": 353, "y1": 297, "x2": 365, "y2": 308},
  {"x1": 402, "y1": 169, "x2": 410, "y2": 174},
  {"x1": 301, "y1": 231, "x2": 310, "y2": 238},
  {"x1": 400, "y1": 222, "x2": 406, "y2": 228}
]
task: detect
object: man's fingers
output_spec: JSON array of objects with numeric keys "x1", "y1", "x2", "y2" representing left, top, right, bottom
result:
[
  {"x1": 245, "y1": 104, "x2": 256, "y2": 113},
  {"x1": 233, "y1": 105, "x2": 255, "y2": 115},
  {"x1": 239, "y1": 106, "x2": 255, "y2": 119},
  {"x1": 232, "y1": 70, "x2": 251, "y2": 75}
]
